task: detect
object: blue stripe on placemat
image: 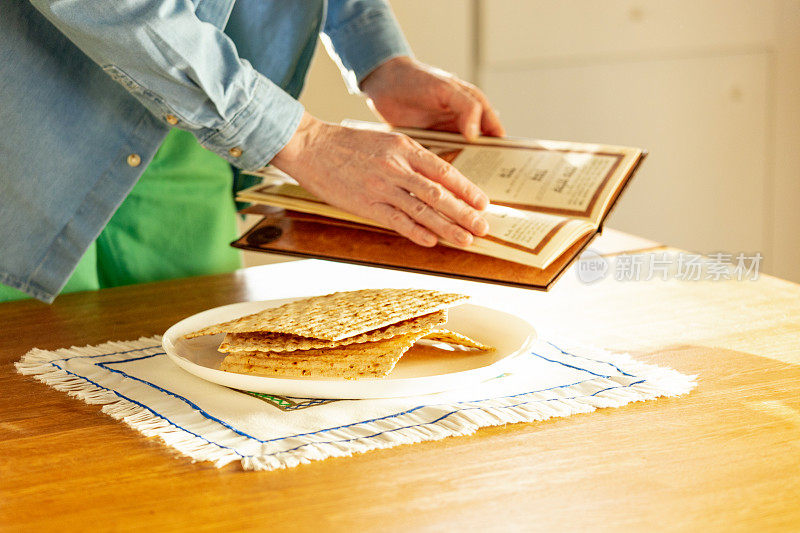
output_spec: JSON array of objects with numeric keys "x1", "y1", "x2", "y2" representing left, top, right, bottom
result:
[
  {"x1": 47, "y1": 342, "x2": 643, "y2": 458},
  {"x1": 48, "y1": 359, "x2": 246, "y2": 458},
  {"x1": 546, "y1": 341, "x2": 636, "y2": 377},
  {"x1": 269, "y1": 379, "x2": 647, "y2": 457},
  {"x1": 98, "y1": 353, "x2": 606, "y2": 445},
  {"x1": 49, "y1": 345, "x2": 162, "y2": 364},
  {"x1": 529, "y1": 350, "x2": 613, "y2": 378}
]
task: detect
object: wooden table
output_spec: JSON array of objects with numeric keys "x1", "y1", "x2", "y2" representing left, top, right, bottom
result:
[{"x1": 2, "y1": 230, "x2": 800, "y2": 532}]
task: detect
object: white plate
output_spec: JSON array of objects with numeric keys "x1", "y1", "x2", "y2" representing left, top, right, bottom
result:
[{"x1": 163, "y1": 299, "x2": 536, "y2": 399}]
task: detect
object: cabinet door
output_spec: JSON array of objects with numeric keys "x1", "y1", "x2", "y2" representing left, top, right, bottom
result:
[{"x1": 480, "y1": 53, "x2": 769, "y2": 255}]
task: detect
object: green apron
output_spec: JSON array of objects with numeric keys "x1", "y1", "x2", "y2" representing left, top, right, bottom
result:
[{"x1": 0, "y1": 129, "x2": 241, "y2": 302}]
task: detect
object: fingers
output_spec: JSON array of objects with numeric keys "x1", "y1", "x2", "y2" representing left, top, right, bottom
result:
[
  {"x1": 371, "y1": 136, "x2": 489, "y2": 246},
  {"x1": 390, "y1": 186, "x2": 475, "y2": 247},
  {"x1": 371, "y1": 203, "x2": 438, "y2": 247},
  {"x1": 408, "y1": 144, "x2": 489, "y2": 212},
  {"x1": 447, "y1": 84, "x2": 506, "y2": 140},
  {"x1": 412, "y1": 179, "x2": 488, "y2": 237},
  {"x1": 284, "y1": 122, "x2": 493, "y2": 249}
]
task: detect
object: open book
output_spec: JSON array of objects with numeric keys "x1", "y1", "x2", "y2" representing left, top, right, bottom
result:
[{"x1": 236, "y1": 121, "x2": 645, "y2": 273}]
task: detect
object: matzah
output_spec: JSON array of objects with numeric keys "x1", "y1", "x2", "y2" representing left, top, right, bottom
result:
[
  {"x1": 422, "y1": 329, "x2": 494, "y2": 351},
  {"x1": 218, "y1": 310, "x2": 447, "y2": 353},
  {"x1": 186, "y1": 289, "x2": 467, "y2": 341},
  {"x1": 219, "y1": 329, "x2": 429, "y2": 379}
]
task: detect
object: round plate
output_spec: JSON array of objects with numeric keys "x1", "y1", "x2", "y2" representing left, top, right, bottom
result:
[{"x1": 163, "y1": 299, "x2": 536, "y2": 399}]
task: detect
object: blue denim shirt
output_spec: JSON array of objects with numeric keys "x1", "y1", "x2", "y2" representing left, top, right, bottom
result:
[{"x1": 0, "y1": 0, "x2": 411, "y2": 302}]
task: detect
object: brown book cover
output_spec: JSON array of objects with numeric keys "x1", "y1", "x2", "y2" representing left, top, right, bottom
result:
[{"x1": 232, "y1": 206, "x2": 597, "y2": 291}]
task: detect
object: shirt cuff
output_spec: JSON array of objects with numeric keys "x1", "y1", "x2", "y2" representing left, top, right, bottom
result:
[
  {"x1": 198, "y1": 74, "x2": 305, "y2": 171},
  {"x1": 325, "y1": 9, "x2": 413, "y2": 94}
]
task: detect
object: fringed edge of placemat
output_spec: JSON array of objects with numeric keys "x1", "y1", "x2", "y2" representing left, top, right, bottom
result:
[
  {"x1": 15, "y1": 337, "x2": 697, "y2": 471},
  {"x1": 15, "y1": 337, "x2": 246, "y2": 468},
  {"x1": 237, "y1": 345, "x2": 697, "y2": 471}
]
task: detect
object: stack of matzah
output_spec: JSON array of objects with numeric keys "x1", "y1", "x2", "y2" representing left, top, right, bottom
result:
[{"x1": 185, "y1": 289, "x2": 492, "y2": 379}]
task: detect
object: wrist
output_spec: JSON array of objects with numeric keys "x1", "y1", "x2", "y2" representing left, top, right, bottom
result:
[
  {"x1": 360, "y1": 55, "x2": 415, "y2": 97},
  {"x1": 271, "y1": 111, "x2": 326, "y2": 170}
]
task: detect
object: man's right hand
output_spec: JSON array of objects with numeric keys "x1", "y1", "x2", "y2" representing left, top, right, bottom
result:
[{"x1": 270, "y1": 112, "x2": 490, "y2": 248}]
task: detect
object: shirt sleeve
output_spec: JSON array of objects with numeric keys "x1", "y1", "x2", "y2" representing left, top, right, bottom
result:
[
  {"x1": 28, "y1": 0, "x2": 304, "y2": 170},
  {"x1": 322, "y1": 0, "x2": 414, "y2": 93}
]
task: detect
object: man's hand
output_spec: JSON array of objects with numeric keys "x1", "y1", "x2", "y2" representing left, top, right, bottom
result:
[
  {"x1": 360, "y1": 56, "x2": 506, "y2": 141},
  {"x1": 271, "y1": 112, "x2": 490, "y2": 248}
]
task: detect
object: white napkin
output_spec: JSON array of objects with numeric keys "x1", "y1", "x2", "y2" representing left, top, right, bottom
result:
[{"x1": 16, "y1": 336, "x2": 695, "y2": 471}]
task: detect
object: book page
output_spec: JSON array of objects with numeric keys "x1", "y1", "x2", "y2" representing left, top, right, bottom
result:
[
  {"x1": 474, "y1": 206, "x2": 594, "y2": 269},
  {"x1": 338, "y1": 122, "x2": 643, "y2": 227},
  {"x1": 427, "y1": 143, "x2": 616, "y2": 214},
  {"x1": 419, "y1": 139, "x2": 634, "y2": 226},
  {"x1": 237, "y1": 175, "x2": 594, "y2": 269}
]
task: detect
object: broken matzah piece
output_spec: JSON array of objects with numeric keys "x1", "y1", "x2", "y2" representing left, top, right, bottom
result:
[
  {"x1": 219, "y1": 329, "x2": 430, "y2": 379},
  {"x1": 422, "y1": 329, "x2": 494, "y2": 351}
]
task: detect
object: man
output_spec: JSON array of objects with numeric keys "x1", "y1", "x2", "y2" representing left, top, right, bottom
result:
[{"x1": 0, "y1": 0, "x2": 505, "y2": 303}]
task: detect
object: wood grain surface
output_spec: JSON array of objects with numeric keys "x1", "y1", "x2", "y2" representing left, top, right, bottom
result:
[{"x1": 2, "y1": 231, "x2": 799, "y2": 532}]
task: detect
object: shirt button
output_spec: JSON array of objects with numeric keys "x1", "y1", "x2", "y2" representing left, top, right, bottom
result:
[
  {"x1": 165, "y1": 114, "x2": 179, "y2": 125},
  {"x1": 126, "y1": 153, "x2": 141, "y2": 167},
  {"x1": 228, "y1": 147, "x2": 243, "y2": 158}
]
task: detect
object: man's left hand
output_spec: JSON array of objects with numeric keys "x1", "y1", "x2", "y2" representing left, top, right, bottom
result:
[{"x1": 360, "y1": 56, "x2": 506, "y2": 141}]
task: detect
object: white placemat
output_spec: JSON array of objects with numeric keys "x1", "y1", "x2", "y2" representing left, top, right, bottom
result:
[{"x1": 16, "y1": 336, "x2": 695, "y2": 471}]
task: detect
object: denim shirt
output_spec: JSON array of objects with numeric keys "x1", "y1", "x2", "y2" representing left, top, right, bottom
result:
[{"x1": 0, "y1": 0, "x2": 411, "y2": 302}]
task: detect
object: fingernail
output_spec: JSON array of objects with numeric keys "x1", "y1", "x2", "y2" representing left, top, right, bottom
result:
[
  {"x1": 456, "y1": 230, "x2": 473, "y2": 247},
  {"x1": 473, "y1": 216, "x2": 489, "y2": 235},
  {"x1": 473, "y1": 192, "x2": 489, "y2": 209},
  {"x1": 469, "y1": 123, "x2": 479, "y2": 140}
]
